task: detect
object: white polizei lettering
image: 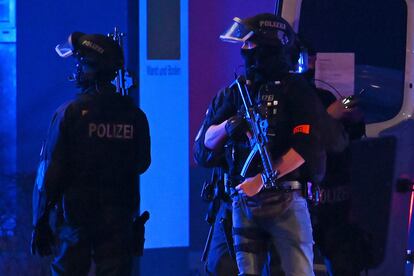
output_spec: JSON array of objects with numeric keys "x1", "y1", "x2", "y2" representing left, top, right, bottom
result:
[
  {"x1": 88, "y1": 123, "x2": 134, "y2": 139},
  {"x1": 275, "y1": 22, "x2": 286, "y2": 29},
  {"x1": 106, "y1": 124, "x2": 113, "y2": 138},
  {"x1": 116, "y1": 124, "x2": 123, "y2": 138},
  {"x1": 259, "y1": 21, "x2": 286, "y2": 30},
  {"x1": 97, "y1": 124, "x2": 106, "y2": 138},
  {"x1": 89, "y1": 123, "x2": 97, "y2": 137},
  {"x1": 124, "y1": 125, "x2": 133, "y2": 139},
  {"x1": 81, "y1": 40, "x2": 105, "y2": 54}
]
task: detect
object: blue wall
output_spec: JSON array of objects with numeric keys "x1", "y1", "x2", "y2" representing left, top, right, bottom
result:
[{"x1": 0, "y1": 42, "x2": 17, "y2": 237}]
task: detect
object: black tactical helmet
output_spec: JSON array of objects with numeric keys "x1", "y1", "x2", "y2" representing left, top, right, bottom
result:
[
  {"x1": 56, "y1": 32, "x2": 124, "y2": 77},
  {"x1": 220, "y1": 13, "x2": 295, "y2": 48}
]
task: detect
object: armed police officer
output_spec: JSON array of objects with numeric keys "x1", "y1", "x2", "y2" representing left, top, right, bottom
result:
[
  {"x1": 194, "y1": 13, "x2": 338, "y2": 275},
  {"x1": 301, "y1": 43, "x2": 370, "y2": 276},
  {"x1": 31, "y1": 32, "x2": 151, "y2": 275}
]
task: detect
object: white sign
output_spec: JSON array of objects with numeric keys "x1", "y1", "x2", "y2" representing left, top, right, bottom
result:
[{"x1": 315, "y1": 53, "x2": 355, "y2": 98}]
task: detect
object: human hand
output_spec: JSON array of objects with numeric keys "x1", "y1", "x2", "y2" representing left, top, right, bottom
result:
[
  {"x1": 236, "y1": 174, "x2": 263, "y2": 197},
  {"x1": 30, "y1": 223, "x2": 55, "y2": 257},
  {"x1": 225, "y1": 114, "x2": 248, "y2": 140},
  {"x1": 327, "y1": 98, "x2": 363, "y2": 122},
  {"x1": 327, "y1": 99, "x2": 350, "y2": 120}
]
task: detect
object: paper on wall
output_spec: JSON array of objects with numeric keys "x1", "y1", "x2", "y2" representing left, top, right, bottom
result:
[{"x1": 315, "y1": 52, "x2": 355, "y2": 99}]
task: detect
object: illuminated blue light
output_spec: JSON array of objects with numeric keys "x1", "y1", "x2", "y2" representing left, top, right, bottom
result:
[
  {"x1": 0, "y1": 42, "x2": 16, "y2": 237},
  {"x1": 139, "y1": 0, "x2": 189, "y2": 248},
  {"x1": 0, "y1": 0, "x2": 16, "y2": 42}
]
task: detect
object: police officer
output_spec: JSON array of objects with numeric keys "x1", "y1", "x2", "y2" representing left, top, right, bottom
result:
[
  {"x1": 195, "y1": 13, "x2": 336, "y2": 275},
  {"x1": 195, "y1": 104, "x2": 282, "y2": 276},
  {"x1": 312, "y1": 91, "x2": 368, "y2": 276},
  {"x1": 301, "y1": 46, "x2": 370, "y2": 276},
  {"x1": 31, "y1": 32, "x2": 151, "y2": 275},
  {"x1": 196, "y1": 166, "x2": 239, "y2": 275}
]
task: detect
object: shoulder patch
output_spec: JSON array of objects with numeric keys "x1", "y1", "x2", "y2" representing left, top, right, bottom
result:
[{"x1": 293, "y1": 124, "x2": 310, "y2": 135}]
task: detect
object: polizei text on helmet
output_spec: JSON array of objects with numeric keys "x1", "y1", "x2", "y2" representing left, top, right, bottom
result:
[
  {"x1": 259, "y1": 21, "x2": 286, "y2": 30},
  {"x1": 82, "y1": 40, "x2": 105, "y2": 54}
]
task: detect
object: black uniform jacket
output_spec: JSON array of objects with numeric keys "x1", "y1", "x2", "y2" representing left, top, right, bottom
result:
[
  {"x1": 33, "y1": 84, "x2": 151, "y2": 227},
  {"x1": 194, "y1": 74, "x2": 344, "y2": 184}
]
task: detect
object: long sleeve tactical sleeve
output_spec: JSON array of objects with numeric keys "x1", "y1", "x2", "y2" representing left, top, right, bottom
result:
[
  {"x1": 193, "y1": 87, "x2": 236, "y2": 168},
  {"x1": 33, "y1": 103, "x2": 71, "y2": 227}
]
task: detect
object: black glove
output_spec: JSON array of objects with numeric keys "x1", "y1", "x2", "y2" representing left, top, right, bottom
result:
[
  {"x1": 225, "y1": 114, "x2": 248, "y2": 140},
  {"x1": 30, "y1": 222, "x2": 55, "y2": 257}
]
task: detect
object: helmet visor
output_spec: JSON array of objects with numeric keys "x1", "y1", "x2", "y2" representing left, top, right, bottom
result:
[
  {"x1": 55, "y1": 41, "x2": 74, "y2": 58},
  {"x1": 219, "y1": 17, "x2": 254, "y2": 43}
]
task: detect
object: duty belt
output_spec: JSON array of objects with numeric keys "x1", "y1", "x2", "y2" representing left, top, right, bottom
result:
[
  {"x1": 233, "y1": 180, "x2": 305, "y2": 220},
  {"x1": 277, "y1": 180, "x2": 303, "y2": 191},
  {"x1": 226, "y1": 176, "x2": 304, "y2": 192}
]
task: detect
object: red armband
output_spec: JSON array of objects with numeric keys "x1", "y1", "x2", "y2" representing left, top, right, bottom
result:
[{"x1": 293, "y1": 124, "x2": 311, "y2": 135}]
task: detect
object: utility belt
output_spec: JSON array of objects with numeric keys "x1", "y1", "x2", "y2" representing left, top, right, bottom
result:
[
  {"x1": 271, "y1": 180, "x2": 303, "y2": 191},
  {"x1": 201, "y1": 168, "x2": 320, "y2": 219},
  {"x1": 226, "y1": 175, "x2": 306, "y2": 195},
  {"x1": 225, "y1": 177, "x2": 321, "y2": 210}
]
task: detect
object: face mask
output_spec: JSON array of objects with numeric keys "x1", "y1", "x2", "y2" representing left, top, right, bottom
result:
[
  {"x1": 240, "y1": 48, "x2": 257, "y2": 81},
  {"x1": 241, "y1": 45, "x2": 291, "y2": 81},
  {"x1": 69, "y1": 63, "x2": 97, "y2": 89},
  {"x1": 71, "y1": 60, "x2": 116, "y2": 90}
]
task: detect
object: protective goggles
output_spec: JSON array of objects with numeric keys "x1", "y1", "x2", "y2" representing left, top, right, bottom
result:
[
  {"x1": 55, "y1": 32, "x2": 84, "y2": 58},
  {"x1": 219, "y1": 17, "x2": 254, "y2": 43}
]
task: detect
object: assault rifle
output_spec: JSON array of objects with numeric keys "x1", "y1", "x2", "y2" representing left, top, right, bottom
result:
[{"x1": 230, "y1": 75, "x2": 279, "y2": 189}]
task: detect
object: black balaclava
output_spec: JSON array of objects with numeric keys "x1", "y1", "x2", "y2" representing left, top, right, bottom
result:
[
  {"x1": 241, "y1": 45, "x2": 292, "y2": 84},
  {"x1": 72, "y1": 62, "x2": 96, "y2": 89},
  {"x1": 72, "y1": 62, "x2": 117, "y2": 90}
]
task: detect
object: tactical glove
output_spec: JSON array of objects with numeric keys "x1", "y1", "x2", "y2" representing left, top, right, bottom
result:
[{"x1": 225, "y1": 114, "x2": 248, "y2": 140}]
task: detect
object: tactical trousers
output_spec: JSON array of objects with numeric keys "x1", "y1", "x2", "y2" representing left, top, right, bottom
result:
[
  {"x1": 206, "y1": 202, "x2": 286, "y2": 276},
  {"x1": 232, "y1": 192, "x2": 315, "y2": 276},
  {"x1": 50, "y1": 222, "x2": 133, "y2": 276}
]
